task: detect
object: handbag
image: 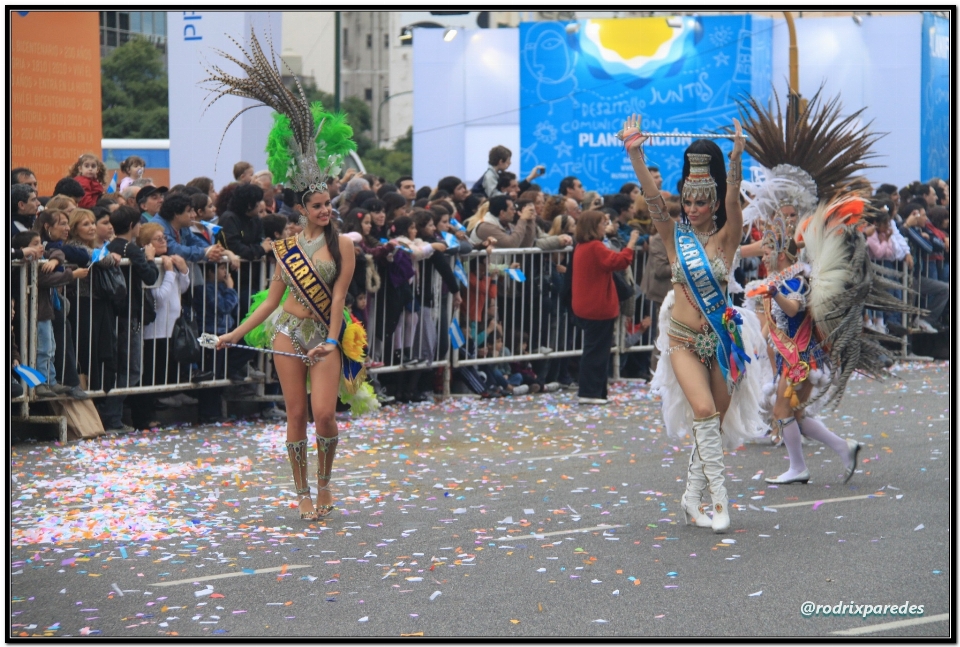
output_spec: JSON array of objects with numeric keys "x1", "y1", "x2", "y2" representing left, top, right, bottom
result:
[
  {"x1": 92, "y1": 265, "x2": 128, "y2": 315},
  {"x1": 171, "y1": 314, "x2": 202, "y2": 364},
  {"x1": 612, "y1": 270, "x2": 632, "y2": 302}
]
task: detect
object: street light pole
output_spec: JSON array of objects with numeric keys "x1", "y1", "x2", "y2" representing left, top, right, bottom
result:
[
  {"x1": 377, "y1": 90, "x2": 413, "y2": 145},
  {"x1": 334, "y1": 11, "x2": 341, "y2": 112}
]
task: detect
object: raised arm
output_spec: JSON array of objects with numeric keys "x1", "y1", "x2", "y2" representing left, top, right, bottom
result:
[
  {"x1": 720, "y1": 118, "x2": 745, "y2": 254},
  {"x1": 620, "y1": 113, "x2": 674, "y2": 246}
]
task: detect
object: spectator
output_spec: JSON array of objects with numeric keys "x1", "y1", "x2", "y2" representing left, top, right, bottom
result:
[
  {"x1": 396, "y1": 176, "x2": 416, "y2": 205},
  {"x1": 253, "y1": 170, "x2": 276, "y2": 213},
  {"x1": 155, "y1": 193, "x2": 224, "y2": 263},
  {"x1": 620, "y1": 182, "x2": 641, "y2": 202},
  {"x1": 65, "y1": 209, "x2": 121, "y2": 394},
  {"x1": 68, "y1": 153, "x2": 108, "y2": 209},
  {"x1": 608, "y1": 193, "x2": 638, "y2": 244},
  {"x1": 381, "y1": 191, "x2": 410, "y2": 226},
  {"x1": 98, "y1": 206, "x2": 160, "y2": 433},
  {"x1": 118, "y1": 155, "x2": 146, "y2": 193},
  {"x1": 363, "y1": 173, "x2": 384, "y2": 195},
  {"x1": 437, "y1": 176, "x2": 478, "y2": 221},
  {"x1": 571, "y1": 210, "x2": 639, "y2": 404},
  {"x1": 92, "y1": 207, "x2": 116, "y2": 245},
  {"x1": 233, "y1": 161, "x2": 254, "y2": 184},
  {"x1": 564, "y1": 196, "x2": 582, "y2": 220},
  {"x1": 376, "y1": 182, "x2": 398, "y2": 200},
  {"x1": 189, "y1": 193, "x2": 217, "y2": 245},
  {"x1": 137, "y1": 185, "x2": 168, "y2": 224},
  {"x1": 864, "y1": 210, "x2": 897, "y2": 333},
  {"x1": 96, "y1": 197, "x2": 120, "y2": 214},
  {"x1": 130, "y1": 223, "x2": 193, "y2": 429},
  {"x1": 496, "y1": 172, "x2": 520, "y2": 201},
  {"x1": 927, "y1": 206, "x2": 950, "y2": 282},
  {"x1": 45, "y1": 194, "x2": 78, "y2": 218},
  {"x1": 469, "y1": 195, "x2": 536, "y2": 248},
  {"x1": 479, "y1": 145, "x2": 513, "y2": 199},
  {"x1": 558, "y1": 176, "x2": 585, "y2": 203},
  {"x1": 363, "y1": 198, "x2": 389, "y2": 240},
  {"x1": 415, "y1": 186, "x2": 433, "y2": 201},
  {"x1": 11, "y1": 167, "x2": 38, "y2": 191},
  {"x1": 336, "y1": 175, "x2": 371, "y2": 213},
  {"x1": 21, "y1": 222, "x2": 90, "y2": 399},
  {"x1": 187, "y1": 176, "x2": 218, "y2": 207},
  {"x1": 119, "y1": 185, "x2": 139, "y2": 206},
  {"x1": 52, "y1": 177, "x2": 85, "y2": 203},
  {"x1": 901, "y1": 204, "x2": 949, "y2": 332},
  {"x1": 194, "y1": 262, "x2": 240, "y2": 375},
  {"x1": 12, "y1": 183, "x2": 40, "y2": 237},
  {"x1": 11, "y1": 298, "x2": 23, "y2": 399},
  {"x1": 580, "y1": 190, "x2": 603, "y2": 213},
  {"x1": 215, "y1": 182, "x2": 238, "y2": 219}
]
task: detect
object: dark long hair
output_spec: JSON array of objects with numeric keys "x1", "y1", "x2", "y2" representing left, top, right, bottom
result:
[
  {"x1": 677, "y1": 139, "x2": 728, "y2": 230},
  {"x1": 296, "y1": 188, "x2": 343, "y2": 285}
]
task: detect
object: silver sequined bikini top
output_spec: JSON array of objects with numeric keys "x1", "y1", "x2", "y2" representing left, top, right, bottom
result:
[{"x1": 671, "y1": 254, "x2": 730, "y2": 285}]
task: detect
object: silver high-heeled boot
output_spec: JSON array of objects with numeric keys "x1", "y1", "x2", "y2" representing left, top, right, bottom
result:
[
  {"x1": 681, "y1": 444, "x2": 712, "y2": 528},
  {"x1": 693, "y1": 412, "x2": 730, "y2": 533}
]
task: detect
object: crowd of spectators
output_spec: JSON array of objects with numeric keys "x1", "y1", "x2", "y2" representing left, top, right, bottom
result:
[{"x1": 9, "y1": 146, "x2": 950, "y2": 430}]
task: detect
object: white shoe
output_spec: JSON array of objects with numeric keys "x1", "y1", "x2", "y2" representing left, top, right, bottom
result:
[
  {"x1": 681, "y1": 445, "x2": 712, "y2": 528},
  {"x1": 543, "y1": 382, "x2": 560, "y2": 393},
  {"x1": 512, "y1": 384, "x2": 529, "y2": 395},
  {"x1": 874, "y1": 319, "x2": 888, "y2": 335},
  {"x1": 578, "y1": 397, "x2": 608, "y2": 405},
  {"x1": 914, "y1": 318, "x2": 939, "y2": 334},
  {"x1": 539, "y1": 346, "x2": 553, "y2": 355},
  {"x1": 246, "y1": 364, "x2": 266, "y2": 380},
  {"x1": 157, "y1": 396, "x2": 180, "y2": 408},
  {"x1": 262, "y1": 406, "x2": 286, "y2": 420},
  {"x1": 843, "y1": 439, "x2": 862, "y2": 484},
  {"x1": 175, "y1": 393, "x2": 199, "y2": 406},
  {"x1": 863, "y1": 319, "x2": 878, "y2": 332},
  {"x1": 764, "y1": 469, "x2": 810, "y2": 485}
]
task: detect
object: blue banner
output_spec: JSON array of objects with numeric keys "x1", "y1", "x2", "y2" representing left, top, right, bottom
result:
[
  {"x1": 920, "y1": 12, "x2": 949, "y2": 182},
  {"x1": 520, "y1": 15, "x2": 771, "y2": 195}
]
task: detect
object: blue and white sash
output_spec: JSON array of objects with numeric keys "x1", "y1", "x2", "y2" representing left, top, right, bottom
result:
[{"x1": 674, "y1": 224, "x2": 748, "y2": 389}]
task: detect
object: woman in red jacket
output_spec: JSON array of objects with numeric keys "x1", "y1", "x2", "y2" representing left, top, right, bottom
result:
[{"x1": 571, "y1": 210, "x2": 639, "y2": 404}]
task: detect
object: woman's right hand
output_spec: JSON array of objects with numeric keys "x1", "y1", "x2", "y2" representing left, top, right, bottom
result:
[
  {"x1": 40, "y1": 259, "x2": 58, "y2": 273},
  {"x1": 161, "y1": 255, "x2": 173, "y2": 271},
  {"x1": 72, "y1": 267, "x2": 90, "y2": 280},
  {"x1": 215, "y1": 330, "x2": 241, "y2": 350},
  {"x1": 627, "y1": 229, "x2": 641, "y2": 249},
  {"x1": 143, "y1": 243, "x2": 156, "y2": 261}
]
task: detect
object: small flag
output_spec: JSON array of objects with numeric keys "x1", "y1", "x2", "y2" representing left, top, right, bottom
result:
[
  {"x1": 506, "y1": 268, "x2": 526, "y2": 282},
  {"x1": 201, "y1": 221, "x2": 222, "y2": 236},
  {"x1": 380, "y1": 238, "x2": 389, "y2": 245},
  {"x1": 449, "y1": 319, "x2": 465, "y2": 350},
  {"x1": 106, "y1": 171, "x2": 118, "y2": 194},
  {"x1": 441, "y1": 231, "x2": 458, "y2": 248},
  {"x1": 449, "y1": 218, "x2": 466, "y2": 232},
  {"x1": 14, "y1": 364, "x2": 47, "y2": 387},
  {"x1": 453, "y1": 259, "x2": 468, "y2": 287},
  {"x1": 90, "y1": 242, "x2": 110, "y2": 263}
]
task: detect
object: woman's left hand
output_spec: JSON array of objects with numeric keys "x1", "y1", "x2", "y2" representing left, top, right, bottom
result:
[
  {"x1": 731, "y1": 118, "x2": 745, "y2": 158},
  {"x1": 307, "y1": 342, "x2": 337, "y2": 362}
]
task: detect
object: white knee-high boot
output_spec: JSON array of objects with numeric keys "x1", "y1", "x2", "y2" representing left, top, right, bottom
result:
[
  {"x1": 681, "y1": 444, "x2": 712, "y2": 528},
  {"x1": 693, "y1": 412, "x2": 730, "y2": 533}
]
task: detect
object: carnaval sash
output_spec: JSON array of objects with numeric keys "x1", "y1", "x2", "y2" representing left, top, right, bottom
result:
[
  {"x1": 674, "y1": 225, "x2": 750, "y2": 388},
  {"x1": 273, "y1": 235, "x2": 334, "y2": 328}
]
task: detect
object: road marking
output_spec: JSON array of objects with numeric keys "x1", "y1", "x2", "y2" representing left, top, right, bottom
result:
[
  {"x1": 493, "y1": 524, "x2": 624, "y2": 542},
  {"x1": 765, "y1": 493, "x2": 886, "y2": 510},
  {"x1": 525, "y1": 450, "x2": 618, "y2": 462},
  {"x1": 830, "y1": 613, "x2": 949, "y2": 635},
  {"x1": 152, "y1": 565, "x2": 311, "y2": 587}
]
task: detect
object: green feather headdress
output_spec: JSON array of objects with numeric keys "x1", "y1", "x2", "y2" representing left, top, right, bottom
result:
[{"x1": 266, "y1": 102, "x2": 356, "y2": 193}]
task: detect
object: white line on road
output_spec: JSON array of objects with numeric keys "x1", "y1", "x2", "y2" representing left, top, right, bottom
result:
[
  {"x1": 830, "y1": 613, "x2": 949, "y2": 635},
  {"x1": 524, "y1": 450, "x2": 618, "y2": 462},
  {"x1": 493, "y1": 524, "x2": 625, "y2": 542},
  {"x1": 765, "y1": 493, "x2": 886, "y2": 510},
  {"x1": 152, "y1": 565, "x2": 311, "y2": 587}
]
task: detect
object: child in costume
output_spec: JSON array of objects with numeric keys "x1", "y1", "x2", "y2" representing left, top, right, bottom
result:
[{"x1": 206, "y1": 29, "x2": 377, "y2": 522}]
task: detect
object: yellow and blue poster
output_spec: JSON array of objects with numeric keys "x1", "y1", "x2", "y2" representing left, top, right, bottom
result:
[{"x1": 520, "y1": 14, "x2": 772, "y2": 195}]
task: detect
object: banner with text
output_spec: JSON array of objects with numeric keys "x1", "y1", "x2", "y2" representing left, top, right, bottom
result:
[
  {"x1": 519, "y1": 15, "x2": 771, "y2": 195},
  {"x1": 167, "y1": 11, "x2": 281, "y2": 188},
  {"x1": 920, "y1": 12, "x2": 949, "y2": 182},
  {"x1": 11, "y1": 12, "x2": 102, "y2": 195}
]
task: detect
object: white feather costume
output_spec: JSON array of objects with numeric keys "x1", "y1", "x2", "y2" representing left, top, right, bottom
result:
[{"x1": 650, "y1": 291, "x2": 772, "y2": 450}]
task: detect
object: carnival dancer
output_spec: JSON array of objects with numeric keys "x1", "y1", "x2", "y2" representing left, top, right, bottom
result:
[
  {"x1": 622, "y1": 115, "x2": 768, "y2": 533},
  {"x1": 736, "y1": 89, "x2": 922, "y2": 484},
  {"x1": 208, "y1": 30, "x2": 377, "y2": 521}
]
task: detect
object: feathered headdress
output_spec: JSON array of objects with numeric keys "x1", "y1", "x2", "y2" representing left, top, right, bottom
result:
[
  {"x1": 735, "y1": 87, "x2": 885, "y2": 207},
  {"x1": 200, "y1": 29, "x2": 355, "y2": 196}
]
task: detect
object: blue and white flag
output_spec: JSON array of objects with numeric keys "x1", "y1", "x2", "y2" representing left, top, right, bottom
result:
[
  {"x1": 106, "y1": 171, "x2": 118, "y2": 194},
  {"x1": 201, "y1": 220, "x2": 222, "y2": 236},
  {"x1": 441, "y1": 231, "x2": 458, "y2": 249},
  {"x1": 453, "y1": 259, "x2": 468, "y2": 287},
  {"x1": 90, "y1": 242, "x2": 110, "y2": 263},
  {"x1": 506, "y1": 268, "x2": 526, "y2": 282},
  {"x1": 449, "y1": 318, "x2": 466, "y2": 349},
  {"x1": 449, "y1": 218, "x2": 466, "y2": 232},
  {"x1": 14, "y1": 364, "x2": 47, "y2": 387}
]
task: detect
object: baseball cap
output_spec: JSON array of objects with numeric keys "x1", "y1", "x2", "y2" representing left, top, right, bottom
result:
[{"x1": 136, "y1": 185, "x2": 168, "y2": 205}]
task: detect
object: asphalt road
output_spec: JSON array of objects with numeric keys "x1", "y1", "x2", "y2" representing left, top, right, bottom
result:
[{"x1": 9, "y1": 361, "x2": 951, "y2": 638}]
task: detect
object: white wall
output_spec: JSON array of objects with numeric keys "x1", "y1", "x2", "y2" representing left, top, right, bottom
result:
[
  {"x1": 771, "y1": 13, "x2": 922, "y2": 188},
  {"x1": 168, "y1": 11, "x2": 282, "y2": 188},
  {"x1": 413, "y1": 28, "x2": 520, "y2": 190}
]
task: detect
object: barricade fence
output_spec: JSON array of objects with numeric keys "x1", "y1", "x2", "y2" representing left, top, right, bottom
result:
[{"x1": 12, "y1": 238, "x2": 928, "y2": 422}]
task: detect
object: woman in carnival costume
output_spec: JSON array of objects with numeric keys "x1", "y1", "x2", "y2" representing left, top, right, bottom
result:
[
  {"x1": 208, "y1": 31, "x2": 377, "y2": 521},
  {"x1": 736, "y1": 90, "x2": 923, "y2": 485},
  {"x1": 621, "y1": 115, "x2": 768, "y2": 533}
]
